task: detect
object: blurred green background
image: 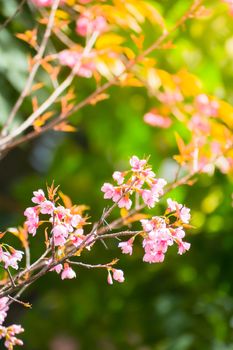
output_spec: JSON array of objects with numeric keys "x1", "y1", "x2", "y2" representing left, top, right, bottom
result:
[{"x1": 0, "y1": 0, "x2": 233, "y2": 349}]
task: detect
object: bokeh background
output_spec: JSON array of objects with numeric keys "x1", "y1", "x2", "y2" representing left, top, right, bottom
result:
[{"x1": 0, "y1": 0, "x2": 233, "y2": 349}]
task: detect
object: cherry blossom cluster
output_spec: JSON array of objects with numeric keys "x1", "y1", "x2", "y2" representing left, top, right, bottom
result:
[
  {"x1": 24, "y1": 189, "x2": 85, "y2": 241},
  {"x1": 118, "y1": 198, "x2": 191, "y2": 263},
  {"x1": 24, "y1": 188, "x2": 91, "y2": 280},
  {"x1": 0, "y1": 298, "x2": 24, "y2": 350},
  {"x1": 101, "y1": 156, "x2": 167, "y2": 210},
  {"x1": 0, "y1": 246, "x2": 23, "y2": 271},
  {"x1": 58, "y1": 50, "x2": 96, "y2": 78}
]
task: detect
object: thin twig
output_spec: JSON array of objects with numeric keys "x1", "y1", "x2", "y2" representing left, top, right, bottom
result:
[
  {"x1": 1, "y1": 0, "x2": 61, "y2": 136},
  {"x1": 0, "y1": 0, "x2": 26, "y2": 32}
]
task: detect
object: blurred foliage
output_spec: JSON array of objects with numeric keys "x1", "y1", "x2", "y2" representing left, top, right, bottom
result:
[{"x1": 0, "y1": 0, "x2": 233, "y2": 349}]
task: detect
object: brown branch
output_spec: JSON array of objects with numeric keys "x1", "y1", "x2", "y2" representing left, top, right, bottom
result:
[
  {"x1": 1, "y1": 0, "x2": 61, "y2": 137},
  {"x1": 0, "y1": 0, "x2": 203, "y2": 151}
]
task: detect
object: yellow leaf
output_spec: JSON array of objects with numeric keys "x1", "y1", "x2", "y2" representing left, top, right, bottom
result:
[
  {"x1": 156, "y1": 69, "x2": 176, "y2": 90},
  {"x1": 33, "y1": 111, "x2": 54, "y2": 130},
  {"x1": 175, "y1": 70, "x2": 202, "y2": 96},
  {"x1": 96, "y1": 34, "x2": 125, "y2": 50},
  {"x1": 55, "y1": 9, "x2": 70, "y2": 20},
  {"x1": 218, "y1": 100, "x2": 233, "y2": 129},
  {"x1": 120, "y1": 208, "x2": 129, "y2": 218}
]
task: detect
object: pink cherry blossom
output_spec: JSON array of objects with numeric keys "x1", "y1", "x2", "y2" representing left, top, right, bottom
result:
[
  {"x1": 24, "y1": 207, "x2": 39, "y2": 235},
  {"x1": 178, "y1": 241, "x2": 191, "y2": 255},
  {"x1": 40, "y1": 200, "x2": 55, "y2": 215},
  {"x1": 195, "y1": 94, "x2": 218, "y2": 117},
  {"x1": 32, "y1": 189, "x2": 45, "y2": 204},
  {"x1": 0, "y1": 324, "x2": 24, "y2": 349},
  {"x1": 118, "y1": 238, "x2": 133, "y2": 255},
  {"x1": 167, "y1": 198, "x2": 182, "y2": 212},
  {"x1": 118, "y1": 196, "x2": 132, "y2": 210},
  {"x1": 112, "y1": 171, "x2": 124, "y2": 185},
  {"x1": 52, "y1": 224, "x2": 68, "y2": 246},
  {"x1": 58, "y1": 50, "x2": 95, "y2": 78},
  {"x1": 142, "y1": 189, "x2": 157, "y2": 208},
  {"x1": 188, "y1": 115, "x2": 210, "y2": 134},
  {"x1": 141, "y1": 215, "x2": 190, "y2": 264},
  {"x1": 0, "y1": 298, "x2": 9, "y2": 325},
  {"x1": 51, "y1": 263, "x2": 63, "y2": 274},
  {"x1": 101, "y1": 183, "x2": 115, "y2": 199},
  {"x1": 130, "y1": 156, "x2": 147, "y2": 172},
  {"x1": 107, "y1": 270, "x2": 113, "y2": 285},
  {"x1": 180, "y1": 206, "x2": 191, "y2": 224},
  {"x1": 144, "y1": 110, "x2": 172, "y2": 128},
  {"x1": 70, "y1": 214, "x2": 82, "y2": 228},
  {"x1": 112, "y1": 269, "x2": 124, "y2": 283},
  {"x1": 158, "y1": 90, "x2": 183, "y2": 105},
  {"x1": 61, "y1": 265, "x2": 76, "y2": 280},
  {"x1": 76, "y1": 13, "x2": 107, "y2": 37}
]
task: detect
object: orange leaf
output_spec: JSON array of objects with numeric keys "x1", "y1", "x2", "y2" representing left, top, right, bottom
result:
[
  {"x1": 58, "y1": 191, "x2": 73, "y2": 208},
  {"x1": 31, "y1": 82, "x2": 44, "y2": 92},
  {"x1": 33, "y1": 111, "x2": 55, "y2": 130},
  {"x1": 89, "y1": 93, "x2": 109, "y2": 105},
  {"x1": 32, "y1": 96, "x2": 38, "y2": 112},
  {"x1": 53, "y1": 122, "x2": 77, "y2": 132}
]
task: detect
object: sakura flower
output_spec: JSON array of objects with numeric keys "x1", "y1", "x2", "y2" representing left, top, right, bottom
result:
[
  {"x1": 58, "y1": 50, "x2": 95, "y2": 78},
  {"x1": 188, "y1": 115, "x2": 210, "y2": 134},
  {"x1": 144, "y1": 110, "x2": 172, "y2": 128},
  {"x1": 158, "y1": 90, "x2": 183, "y2": 105},
  {"x1": 101, "y1": 183, "x2": 122, "y2": 202},
  {"x1": 70, "y1": 214, "x2": 82, "y2": 228},
  {"x1": 118, "y1": 196, "x2": 132, "y2": 210},
  {"x1": 1, "y1": 249, "x2": 24, "y2": 270},
  {"x1": 31, "y1": 189, "x2": 45, "y2": 204},
  {"x1": 55, "y1": 206, "x2": 69, "y2": 221},
  {"x1": 0, "y1": 298, "x2": 9, "y2": 325},
  {"x1": 40, "y1": 200, "x2": 55, "y2": 215},
  {"x1": 53, "y1": 264, "x2": 63, "y2": 274},
  {"x1": 143, "y1": 251, "x2": 165, "y2": 263},
  {"x1": 112, "y1": 171, "x2": 124, "y2": 185},
  {"x1": 112, "y1": 269, "x2": 124, "y2": 283},
  {"x1": 24, "y1": 207, "x2": 39, "y2": 235},
  {"x1": 140, "y1": 219, "x2": 154, "y2": 233},
  {"x1": 61, "y1": 264, "x2": 76, "y2": 280},
  {"x1": 107, "y1": 270, "x2": 113, "y2": 285},
  {"x1": 25, "y1": 216, "x2": 39, "y2": 236},
  {"x1": 195, "y1": 94, "x2": 218, "y2": 117},
  {"x1": 76, "y1": 13, "x2": 107, "y2": 37},
  {"x1": 142, "y1": 189, "x2": 157, "y2": 208},
  {"x1": 178, "y1": 241, "x2": 191, "y2": 255},
  {"x1": 52, "y1": 224, "x2": 68, "y2": 246},
  {"x1": 167, "y1": 198, "x2": 182, "y2": 212},
  {"x1": 130, "y1": 156, "x2": 147, "y2": 172},
  {"x1": 0, "y1": 324, "x2": 24, "y2": 349},
  {"x1": 180, "y1": 206, "x2": 191, "y2": 224},
  {"x1": 118, "y1": 238, "x2": 134, "y2": 255},
  {"x1": 101, "y1": 183, "x2": 115, "y2": 199}
]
